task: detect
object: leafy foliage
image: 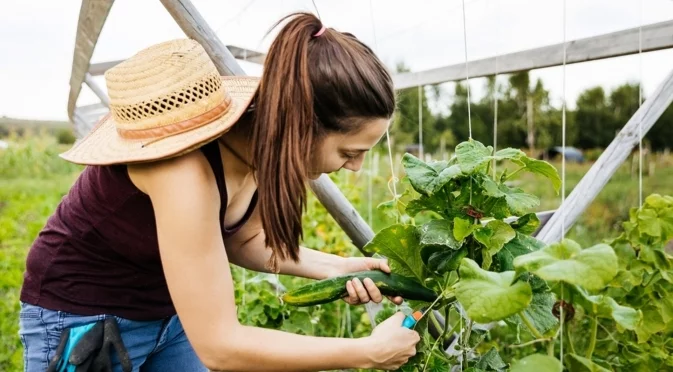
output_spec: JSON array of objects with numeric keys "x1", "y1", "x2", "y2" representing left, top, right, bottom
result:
[
  {"x1": 360, "y1": 139, "x2": 673, "y2": 371},
  {"x1": 364, "y1": 139, "x2": 567, "y2": 370}
]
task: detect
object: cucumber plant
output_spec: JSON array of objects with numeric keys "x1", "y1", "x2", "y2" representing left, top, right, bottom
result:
[
  {"x1": 358, "y1": 139, "x2": 651, "y2": 371},
  {"x1": 283, "y1": 138, "x2": 673, "y2": 371}
]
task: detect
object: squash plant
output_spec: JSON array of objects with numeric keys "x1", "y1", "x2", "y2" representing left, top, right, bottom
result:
[
  {"x1": 557, "y1": 193, "x2": 673, "y2": 371},
  {"x1": 358, "y1": 139, "x2": 642, "y2": 371}
]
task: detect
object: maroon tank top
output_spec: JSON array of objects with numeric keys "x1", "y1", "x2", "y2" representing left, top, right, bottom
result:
[{"x1": 20, "y1": 140, "x2": 258, "y2": 320}]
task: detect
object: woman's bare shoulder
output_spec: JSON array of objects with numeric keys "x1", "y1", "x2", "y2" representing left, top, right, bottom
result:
[{"x1": 127, "y1": 149, "x2": 217, "y2": 200}]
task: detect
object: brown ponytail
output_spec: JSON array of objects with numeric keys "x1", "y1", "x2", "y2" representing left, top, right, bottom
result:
[{"x1": 249, "y1": 12, "x2": 395, "y2": 271}]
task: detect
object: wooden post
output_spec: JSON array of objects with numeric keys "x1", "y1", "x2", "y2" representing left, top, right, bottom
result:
[
  {"x1": 160, "y1": 0, "x2": 245, "y2": 77},
  {"x1": 537, "y1": 66, "x2": 673, "y2": 243}
]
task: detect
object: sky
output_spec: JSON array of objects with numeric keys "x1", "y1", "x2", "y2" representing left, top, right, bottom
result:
[{"x1": 1, "y1": 0, "x2": 673, "y2": 121}]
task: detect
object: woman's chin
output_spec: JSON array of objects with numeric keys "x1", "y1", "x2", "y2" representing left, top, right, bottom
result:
[{"x1": 308, "y1": 172, "x2": 323, "y2": 180}]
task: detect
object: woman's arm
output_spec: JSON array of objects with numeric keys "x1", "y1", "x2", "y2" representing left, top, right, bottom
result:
[
  {"x1": 224, "y1": 210, "x2": 346, "y2": 280},
  {"x1": 129, "y1": 153, "x2": 417, "y2": 371}
]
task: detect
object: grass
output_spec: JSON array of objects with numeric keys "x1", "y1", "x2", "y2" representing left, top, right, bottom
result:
[{"x1": 1, "y1": 135, "x2": 672, "y2": 371}]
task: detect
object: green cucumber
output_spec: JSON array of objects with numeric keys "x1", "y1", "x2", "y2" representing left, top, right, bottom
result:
[{"x1": 282, "y1": 270, "x2": 438, "y2": 306}]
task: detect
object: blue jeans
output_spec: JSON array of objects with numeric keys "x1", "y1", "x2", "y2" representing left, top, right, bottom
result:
[{"x1": 18, "y1": 302, "x2": 207, "y2": 372}]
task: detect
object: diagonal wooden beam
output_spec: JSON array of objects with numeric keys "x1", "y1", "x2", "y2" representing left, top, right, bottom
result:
[
  {"x1": 160, "y1": 0, "x2": 245, "y2": 77},
  {"x1": 394, "y1": 20, "x2": 673, "y2": 90},
  {"x1": 67, "y1": 0, "x2": 115, "y2": 120},
  {"x1": 537, "y1": 66, "x2": 673, "y2": 243}
]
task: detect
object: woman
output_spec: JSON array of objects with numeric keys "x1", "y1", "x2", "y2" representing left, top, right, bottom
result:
[{"x1": 19, "y1": 12, "x2": 420, "y2": 372}]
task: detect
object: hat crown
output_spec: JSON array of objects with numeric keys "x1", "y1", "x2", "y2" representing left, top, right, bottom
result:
[{"x1": 104, "y1": 39, "x2": 228, "y2": 132}]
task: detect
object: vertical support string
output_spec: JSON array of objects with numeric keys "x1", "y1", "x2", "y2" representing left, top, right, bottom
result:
[
  {"x1": 460, "y1": 0, "x2": 473, "y2": 367},
  {"x1": 638, "y1": 0, "x2": 644, "y2": 208},
  {"x1": 419, "y1": 85, "x2": 424, "y2": 159},
  {"x1": 492, "y1": 0, "x2": 499, "y2": 179},
  {"x1": 559, "y1": 0, "x2": 567, "y2": 367},
  {"x1": 369, "y1": 0, "x2": 398, "y2": 209},
  {"x1": 461, "y1": 0, "x2": 473, "y2": 139}
]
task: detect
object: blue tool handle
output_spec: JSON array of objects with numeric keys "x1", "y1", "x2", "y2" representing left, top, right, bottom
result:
[{"x1": 402, "y1": 315, "x2": 417, "y2": 329}]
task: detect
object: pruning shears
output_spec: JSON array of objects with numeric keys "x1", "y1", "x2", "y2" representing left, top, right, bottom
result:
[
  {"x1": 402, "y1": 309, "x2": 427, "y2": 329},
  {"x1": 402, "y1": 295, "x2": 443, "y2": 329}
]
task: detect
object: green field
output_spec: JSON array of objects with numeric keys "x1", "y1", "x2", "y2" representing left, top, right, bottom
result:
[{"x1": 1, "y1": 135, "x2": 672, "y2": 371}]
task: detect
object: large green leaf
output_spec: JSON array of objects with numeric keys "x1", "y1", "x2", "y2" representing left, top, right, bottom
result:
[
  {"x1": 507, "y1": 292, "x2": 558, "y2": 336},
  {"x1": 402, "y1": 153, "x2": 440, "y2": 196},
  {"x1": 513, "y1": 239, "x2": 618, "y2": 290},
  {"x1": 565, "y1": 354, "x2": 611, "y2": 372},
  {"x1": 456, "y1": 140, "x2": 493, "y2": 173},
  {"x1": 432, "y1": 165, "x2": 462, "y2": 193},
  {"x1": 482, "y1": 178, "x2": 539, "y2": 216},
  {"x1": 419, "y1": 220, "x2": 462, "y2": 249},
  {"x1": 454, "y1": 217, "x2": 477, "y2": 241},
  {"x1": 475, "y1": 347, "x2": 507, "y2": 371},
  {"x1": 454, "y1": 258, "x2": 533, "y2": 323},
  {"x1": 474, "y1": 220, "x2": 516, "y2": 254},
  {"x1": 362, "y1": 224, "x2": 425, "y2": 282},
  {"x1": 475, "y1": 220, "x2": 516, "y2": 270},
  {"x1": 510, "y1": 213, "x2": 541, "y2": 234},
  {"x1": 423, "y1": 246, "x2": 468, "y2": 275},
  {"x1": 560, "y1": 284, "x2": 641, "y2": 330},
  {"x1": 492, "y1": 148, "x2": 526, "y2": 161},
  {"x1": 510, "y1": 354, "x2": 562, "y2": 372},
  {"x1": 401, "y1": 153, "x2": 462, "y2": 196},
  {"x1": 511, "y1": 156, "x2": 561, "y2": 194},
  {"x1": 406, "y1": 193, "x2": 448, "y2": 218},
  {"x1": 635, "y1": 304, "x2": 667, "y2": 343},
  {"x1": 492, "y1": 233, "x2": 546, "y2": 272}
]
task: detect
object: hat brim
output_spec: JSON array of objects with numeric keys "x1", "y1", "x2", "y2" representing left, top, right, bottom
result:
[{"x1": 60, "y1": 76, "x2": 259, "y2": 166}]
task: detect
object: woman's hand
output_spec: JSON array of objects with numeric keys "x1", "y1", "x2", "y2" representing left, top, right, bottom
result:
[
  {"x1": 363, "y1": 312, "x2": 420, "y2": 370},
  {"x1": 328, "y1": 257, "x2": 404, "y2": 306}
]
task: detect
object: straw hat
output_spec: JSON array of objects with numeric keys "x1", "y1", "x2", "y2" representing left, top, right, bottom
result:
[{"x1": 60, "y1": 38, "x2": 259, "y2": 165}]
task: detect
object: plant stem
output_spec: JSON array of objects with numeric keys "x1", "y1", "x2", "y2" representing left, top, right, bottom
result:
[
  {"x1": 462, "y1": 320, "x2": 473, "y2": 370},
  {"x1": 443, "y1": 306, "x2": 451, "y2": 336},
  {"x1": 565, "y1": 321, "x2": 577, "y2": 355},
  {"x1": 586, "y1": 316, "x2": 598, "y2": 359},
  {"x1": 519, "y1": 311, "x2": 544, "y2": 339},
  {"x1": 422, "y1": 309, "x2": 451, "y2": 372},
  {"x1": 505, "y1": 166, "x2": 525, "y2": 180},
  {"x1": 429, "y1": 311, "x2": 443, "y2": 336},
  {"x1": 507, "y1": 337, "x2": 551, "y2": 349},
  {"x1": 547, "y1": 338, "x2": 555, "y2": 356}
]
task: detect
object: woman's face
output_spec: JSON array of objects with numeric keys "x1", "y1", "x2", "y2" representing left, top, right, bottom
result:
[{"x1": 308, "y1": 118, "x2": 390, "y2": 179}]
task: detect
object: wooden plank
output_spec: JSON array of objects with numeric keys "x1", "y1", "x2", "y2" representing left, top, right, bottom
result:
[
  {"x1": 67, "y1": 0, "x2": 115, "y2": 120},
  {"x1": 226, "y1": 45, "x2": 266, "y2": 64},
  {"x1": 73, "y1": 103, "x2": 108, "y2": 137},
  {"x1": 537, "y1": 66, "x2": 673, "y2": 243},
  {"x1": 84, "y1": 73, "x2": 110, "y2": 106},
  {"x1": 308, "y1": 174, "x2": 375, "y2": 252},
  {"x1": 89, "y1": 59, "x2": 124, "y2": 76},
  {"x1": 393, "y1": 20, "x2": 673, "y2": 90},
  {"x1": 160, "y1": 0, "x2": 245, "y2": 77}
]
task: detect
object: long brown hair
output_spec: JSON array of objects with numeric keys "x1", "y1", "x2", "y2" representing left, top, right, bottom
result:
[{"x1": 249, "y1": 12, "x2": 395, "y2": 271}]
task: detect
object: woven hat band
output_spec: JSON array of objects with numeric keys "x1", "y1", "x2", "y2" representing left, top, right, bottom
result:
[{"x1": 116, "y1": 95, "x2": 232, "y2": 142}]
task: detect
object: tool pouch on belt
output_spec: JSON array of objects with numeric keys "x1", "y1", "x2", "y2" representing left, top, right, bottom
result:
[{"x1": 46, "y1": 317, "x2": 132, "y2": 372}]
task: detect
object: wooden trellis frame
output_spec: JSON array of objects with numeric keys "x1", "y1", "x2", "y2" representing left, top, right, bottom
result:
[
  {"x1": 67, "y1": 0, "x2": 673, "y2": 249},
  {"x1": 66, "y1": 0, "x2": 673, "y2": 347}
]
